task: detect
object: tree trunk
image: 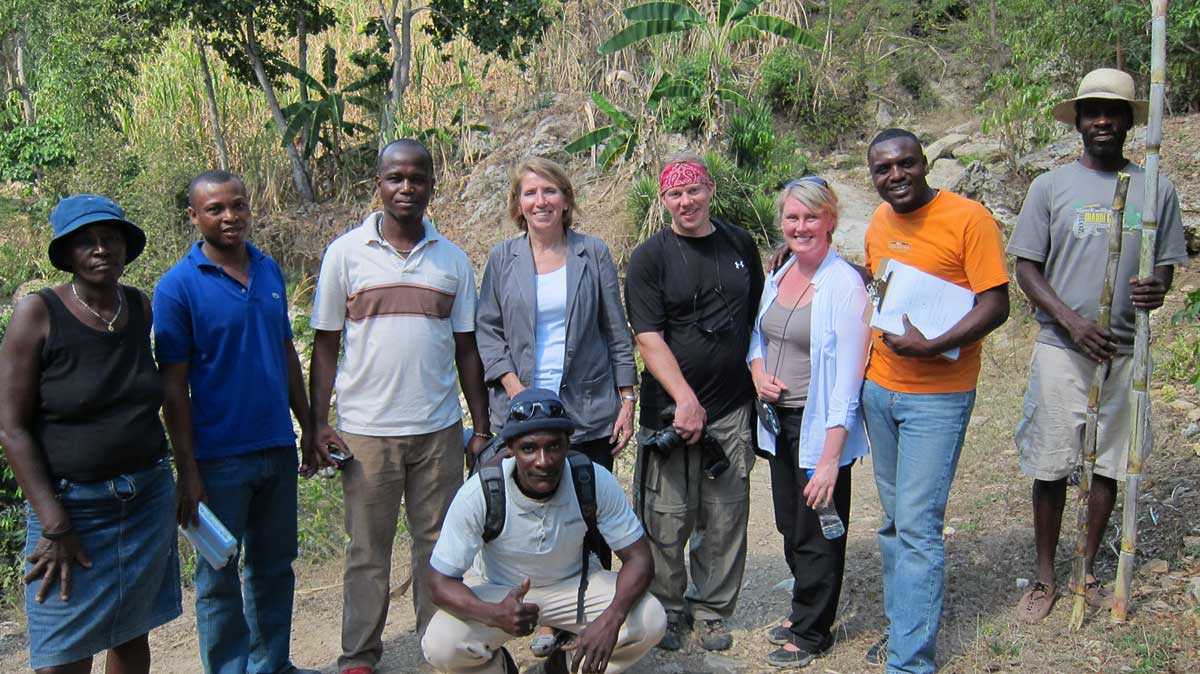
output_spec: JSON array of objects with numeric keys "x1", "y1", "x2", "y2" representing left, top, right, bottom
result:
[
  {"x1": 244, "y1": 16, "x2": 316, "y2": 203},
  {"x1": 194, "y1": 32, "x2": 231, "y2": 171},
  {"x1": 378, "y1": 0, "x2": 415, "y2": 145},
  {"x1": 297, "y1": 11, "x2": 313, "y2": 147},
  {"x1": 14, "y1": 31, "x2": 34, "y2": 124},
  {"x1": 1113, "y1": 0, "x2": 1124, "y2": 70}
]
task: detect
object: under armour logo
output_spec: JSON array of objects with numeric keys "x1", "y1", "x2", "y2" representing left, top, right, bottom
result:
[{"x1": 734, "y1": 260, "x2": 745, "y2": 270}]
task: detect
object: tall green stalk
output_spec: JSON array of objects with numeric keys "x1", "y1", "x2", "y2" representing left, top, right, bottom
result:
[
  {"x1": 1112, "y1": 0, "x2": 1168, "y2": 623},
  {"x1": 1068, "y1": 172, "x2": 1129, "y2": 630}
]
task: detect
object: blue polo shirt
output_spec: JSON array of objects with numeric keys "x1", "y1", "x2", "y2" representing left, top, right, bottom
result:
[{"x1": 153, "y1": 241, "x2": 296, "y2": 460}]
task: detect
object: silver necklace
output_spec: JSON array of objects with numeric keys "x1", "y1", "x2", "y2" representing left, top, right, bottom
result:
[{"x1": 70, "y1": 282, "x2": 123, "y2": 332}]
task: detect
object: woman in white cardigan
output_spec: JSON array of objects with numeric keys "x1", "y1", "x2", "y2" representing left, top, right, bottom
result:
[{"x1": 747, "y1": 177, "x2": 871, "y2": 668}]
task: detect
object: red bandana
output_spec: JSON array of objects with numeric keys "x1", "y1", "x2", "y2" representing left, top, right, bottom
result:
[{"x1": 658, "y1": 161, "x2": 714, "y2": 194}]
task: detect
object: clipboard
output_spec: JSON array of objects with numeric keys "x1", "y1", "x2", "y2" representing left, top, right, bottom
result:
[{"x1": 865, "y1": 258, "x2": 974, "y2": 361}]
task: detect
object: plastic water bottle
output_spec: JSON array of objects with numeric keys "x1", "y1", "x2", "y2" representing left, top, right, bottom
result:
[
  {"x1": 180, "y1": 502, "x2": 237, "y2": 569},
  {"x1": 806, "y1": 469, "x2": 845, "y2": 539}
]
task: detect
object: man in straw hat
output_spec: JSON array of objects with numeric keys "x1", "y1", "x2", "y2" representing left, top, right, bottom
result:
[{"x1": 1007, "y1": 67, "x2": 1189, "y2": 623}]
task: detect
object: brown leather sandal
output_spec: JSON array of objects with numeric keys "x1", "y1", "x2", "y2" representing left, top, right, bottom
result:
[{"x1": 1016, "y1": 581, "x2": 1057, "y2": 623}]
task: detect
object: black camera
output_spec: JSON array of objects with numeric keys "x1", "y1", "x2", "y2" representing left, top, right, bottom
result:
[{"x1": 640, "y1": 406, "x2": 730, "y2": 480}]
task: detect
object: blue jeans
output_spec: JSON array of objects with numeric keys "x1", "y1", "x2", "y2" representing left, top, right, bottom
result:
[
  {"x1": 862, "y1": 381, "x2": 976, "y2": 674},
  {"x1": 194, "y1": 447, "x2": 299, "y2": 674}
]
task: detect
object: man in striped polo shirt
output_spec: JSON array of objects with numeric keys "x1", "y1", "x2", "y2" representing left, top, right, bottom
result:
[{"x1": 309, "y1": 139, "x2": 491, "y2": 674}]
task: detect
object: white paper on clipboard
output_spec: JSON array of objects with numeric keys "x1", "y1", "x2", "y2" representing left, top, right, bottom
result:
[{"x1": 868, "y1": 259, "x2": 975, "y2": 361}]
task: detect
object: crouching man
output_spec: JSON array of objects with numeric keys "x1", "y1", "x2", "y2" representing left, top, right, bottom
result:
[{"x1": 422, "y1": 388, "x2": 666, "y2": 673}]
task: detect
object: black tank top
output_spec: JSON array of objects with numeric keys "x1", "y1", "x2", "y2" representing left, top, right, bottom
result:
[{"x1": 36, "y1": 287, "x2": 168, "y2": 482}]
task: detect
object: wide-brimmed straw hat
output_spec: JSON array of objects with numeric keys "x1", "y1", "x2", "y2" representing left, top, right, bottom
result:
[
  {"x1": 47, "y1": 194, "x2": 146, "y2": 272},
  {"x1": 1051, "y1": 68, "x2": 1148, "y2": 126}
]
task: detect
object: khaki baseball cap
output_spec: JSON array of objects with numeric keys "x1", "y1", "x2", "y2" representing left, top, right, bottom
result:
[{"x1": 1051, "y1": 68, "x2": 1148, "y2": 125}]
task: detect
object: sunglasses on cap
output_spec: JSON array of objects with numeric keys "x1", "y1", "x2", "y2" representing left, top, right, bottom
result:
[
  {"x1": 507, "y1": 399, "x2": 568, "y2": 422},
  {"x1": 780, "y1": 175, "x2": 829, "y2": 190}
]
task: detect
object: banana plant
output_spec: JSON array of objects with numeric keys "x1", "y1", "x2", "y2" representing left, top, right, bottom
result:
[
  {"x1": 598, "y1": 1, "x2": 816, "y2": 57},
  {"x1": 598, "y1": 1, "x2": 816, "y2": 140},
  {"x1": 278, "y1": 45, "x2": 374, "y2": 163},
  {"x1": 563, "y1": 92, "x2": 641, "y2": 169}
]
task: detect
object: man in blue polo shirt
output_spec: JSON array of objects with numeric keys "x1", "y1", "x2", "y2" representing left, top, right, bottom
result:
[{"x1": 155, "y1": 170, "x2": 317, "y2": 674}]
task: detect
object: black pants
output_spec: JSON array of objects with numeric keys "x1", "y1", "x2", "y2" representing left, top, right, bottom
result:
[
  {"x1": 572, "y1": 436, "x2": 616, "y2": 570},
  {"x1": 767, "y1": 406, "x2": 852, "y2": 652}
]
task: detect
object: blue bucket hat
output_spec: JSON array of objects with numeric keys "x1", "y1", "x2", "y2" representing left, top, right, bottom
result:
[
  {"x1": 47, "y1": 194, "x2": 147, "y2": 272},
  {"x1": 499, "y1": 388, "x2": 576, "y2": 444}
]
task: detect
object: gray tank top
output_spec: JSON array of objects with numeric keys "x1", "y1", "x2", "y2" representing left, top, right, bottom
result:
[{"x1": 761, "y1": 298, "x2": 812, "y2": 408}]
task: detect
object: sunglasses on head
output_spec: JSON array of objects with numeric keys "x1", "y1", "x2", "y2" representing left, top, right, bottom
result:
[
  {"x1": 507, "y1": 399, "x2": 568, "y2": 422},
  {"x1": 781, "y1": 175, "x2": 829, "y2": 190}
]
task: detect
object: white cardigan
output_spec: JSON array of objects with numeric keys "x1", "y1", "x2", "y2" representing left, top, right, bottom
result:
[{"x1": 747, "y1": 249, "x2": 871, "y2": 468}]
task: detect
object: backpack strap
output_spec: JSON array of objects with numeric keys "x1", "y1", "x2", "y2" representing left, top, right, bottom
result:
[
  {"x1": 567, "y1": 451, "x2": 603, "y2": 625},
  {"x1": 478, "y1": 464, "x2": 506, "y2": 544}
]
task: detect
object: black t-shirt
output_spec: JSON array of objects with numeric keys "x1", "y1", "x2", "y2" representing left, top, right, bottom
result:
[{"x1": 624, "y1": 220, "x2": 764, "y2": 429}]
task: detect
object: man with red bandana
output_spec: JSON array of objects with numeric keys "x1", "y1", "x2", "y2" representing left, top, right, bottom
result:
[{"x1": 624, "y1": 152, "x2": 764, "y2": 652}]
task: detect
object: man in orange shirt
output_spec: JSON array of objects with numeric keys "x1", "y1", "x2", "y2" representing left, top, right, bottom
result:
[{"x1": 860, "y1": 129, "x2": 1009, "y2": 674}]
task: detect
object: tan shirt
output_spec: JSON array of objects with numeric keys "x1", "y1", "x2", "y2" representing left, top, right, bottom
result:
[{"x1": 761, "y1": 298, "x2": 812, "y2": 408}]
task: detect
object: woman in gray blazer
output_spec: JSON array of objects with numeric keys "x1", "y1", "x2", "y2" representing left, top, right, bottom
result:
[{"x1": 476, "y1": 157, "x2": 638, "y2": 480}]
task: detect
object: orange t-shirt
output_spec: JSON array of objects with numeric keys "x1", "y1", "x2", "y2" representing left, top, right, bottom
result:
[{"x1": 864, "y1": 190, "x2": 1008, "y2": 393}]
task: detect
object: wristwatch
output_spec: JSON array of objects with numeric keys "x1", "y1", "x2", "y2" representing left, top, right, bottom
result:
[
  {"x1": 620, "y1": 393, "x2": 637, "y2": 403},
  {"x1": 472, "y1": 430, "x2": 494, "y2": 441}
]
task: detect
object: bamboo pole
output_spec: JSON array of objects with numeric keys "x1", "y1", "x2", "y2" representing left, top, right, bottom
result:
[
  {"x1": 1068, "y1": 172, "x2": 1129, "y2": 630},
  {"x1": 1111, "y1": 0, "x2": 1168, "y2": 623}
]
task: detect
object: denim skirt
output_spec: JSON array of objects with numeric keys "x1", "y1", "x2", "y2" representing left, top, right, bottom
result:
[{"x1": 24, "y1": 458, "x2": 182, "y2": 669}]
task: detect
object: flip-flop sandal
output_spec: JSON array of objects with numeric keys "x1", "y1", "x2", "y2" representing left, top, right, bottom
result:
[
  {"x1": 1084, "y1": 579, "x2": 1113, "y2": 609},
  {"x1": 1016, "y1": 581, "x2": 1056, "y2": 623}
]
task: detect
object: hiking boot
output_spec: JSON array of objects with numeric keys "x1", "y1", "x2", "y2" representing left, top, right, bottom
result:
[
  {"x1": 1015, "y1": 581, "x2": 1056, "y2": 623},
  {"x1": 697, "y1": 619, "x2": 733, "y2": 651},
  {"x1": 656, "y1": 610, "x2": 691, "y2": 651},
  {"x1": 864, "y1": 633, "x2": 888, "y2": 667},
  {"x1": 530, "y1": 627, "x2": 573, "y2": 657}
]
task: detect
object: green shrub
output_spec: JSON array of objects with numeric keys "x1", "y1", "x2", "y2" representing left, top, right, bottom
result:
[
  {"x1": 1165, "y1": 287, "x2": 1200, "y2": 391},
  {"x1": 757, "y1": 47, "x2": 865, "y2": 149},
  {"x1": 727, "y1": 101, "x2": 775, "y2": 171},
  {"x1": 0, "y1": 117, "x2": 74, "y2": 183},
  {"x1": 897, "y1": 64, "x2": 935, "y2": 108},
  {"x1": 655, "y1": 55, "x2": 714, "y2": 135},
  {"x1": 760, "y1": 46, "x2": 812, "y2": 113}
]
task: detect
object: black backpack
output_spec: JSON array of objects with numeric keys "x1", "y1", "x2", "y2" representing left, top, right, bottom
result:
[{"x1": 471, "y1": 443, "x2": 605, "y2": 624}]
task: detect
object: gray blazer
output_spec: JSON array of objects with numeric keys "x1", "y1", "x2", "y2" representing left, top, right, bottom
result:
[{"x1": 476, "y1": 230, "x2": 637, "y2": 442}]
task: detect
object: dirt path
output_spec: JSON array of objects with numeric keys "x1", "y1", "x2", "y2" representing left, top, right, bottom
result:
[{"x1": 3, "y1": 269, "x2": 1197, "y2": 673}]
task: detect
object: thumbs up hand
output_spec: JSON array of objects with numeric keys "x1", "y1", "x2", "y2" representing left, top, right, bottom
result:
[{"x1": 493, "y1": 577, "x2": 540, "y2": 636}]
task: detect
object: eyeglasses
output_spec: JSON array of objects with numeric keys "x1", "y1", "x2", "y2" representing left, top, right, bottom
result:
[
  {"x1": 693, "y1": 286, "x2": 735, "y2": 337},
  {"x1": 781, "y1": 175, "x2": 829, "y2": 190},
  {"x1": 507, "y1": 399, "x2": 568, "y2": 422}
]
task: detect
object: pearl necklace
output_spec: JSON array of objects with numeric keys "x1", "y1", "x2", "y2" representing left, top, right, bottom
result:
[{"x1": 70, "y1": 282, "x2": 123, "y2": 332}]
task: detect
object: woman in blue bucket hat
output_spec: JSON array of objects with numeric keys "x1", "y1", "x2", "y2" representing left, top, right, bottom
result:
[{"x1": 0, "y1": 194, "x2": 180, "y2": 673}]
